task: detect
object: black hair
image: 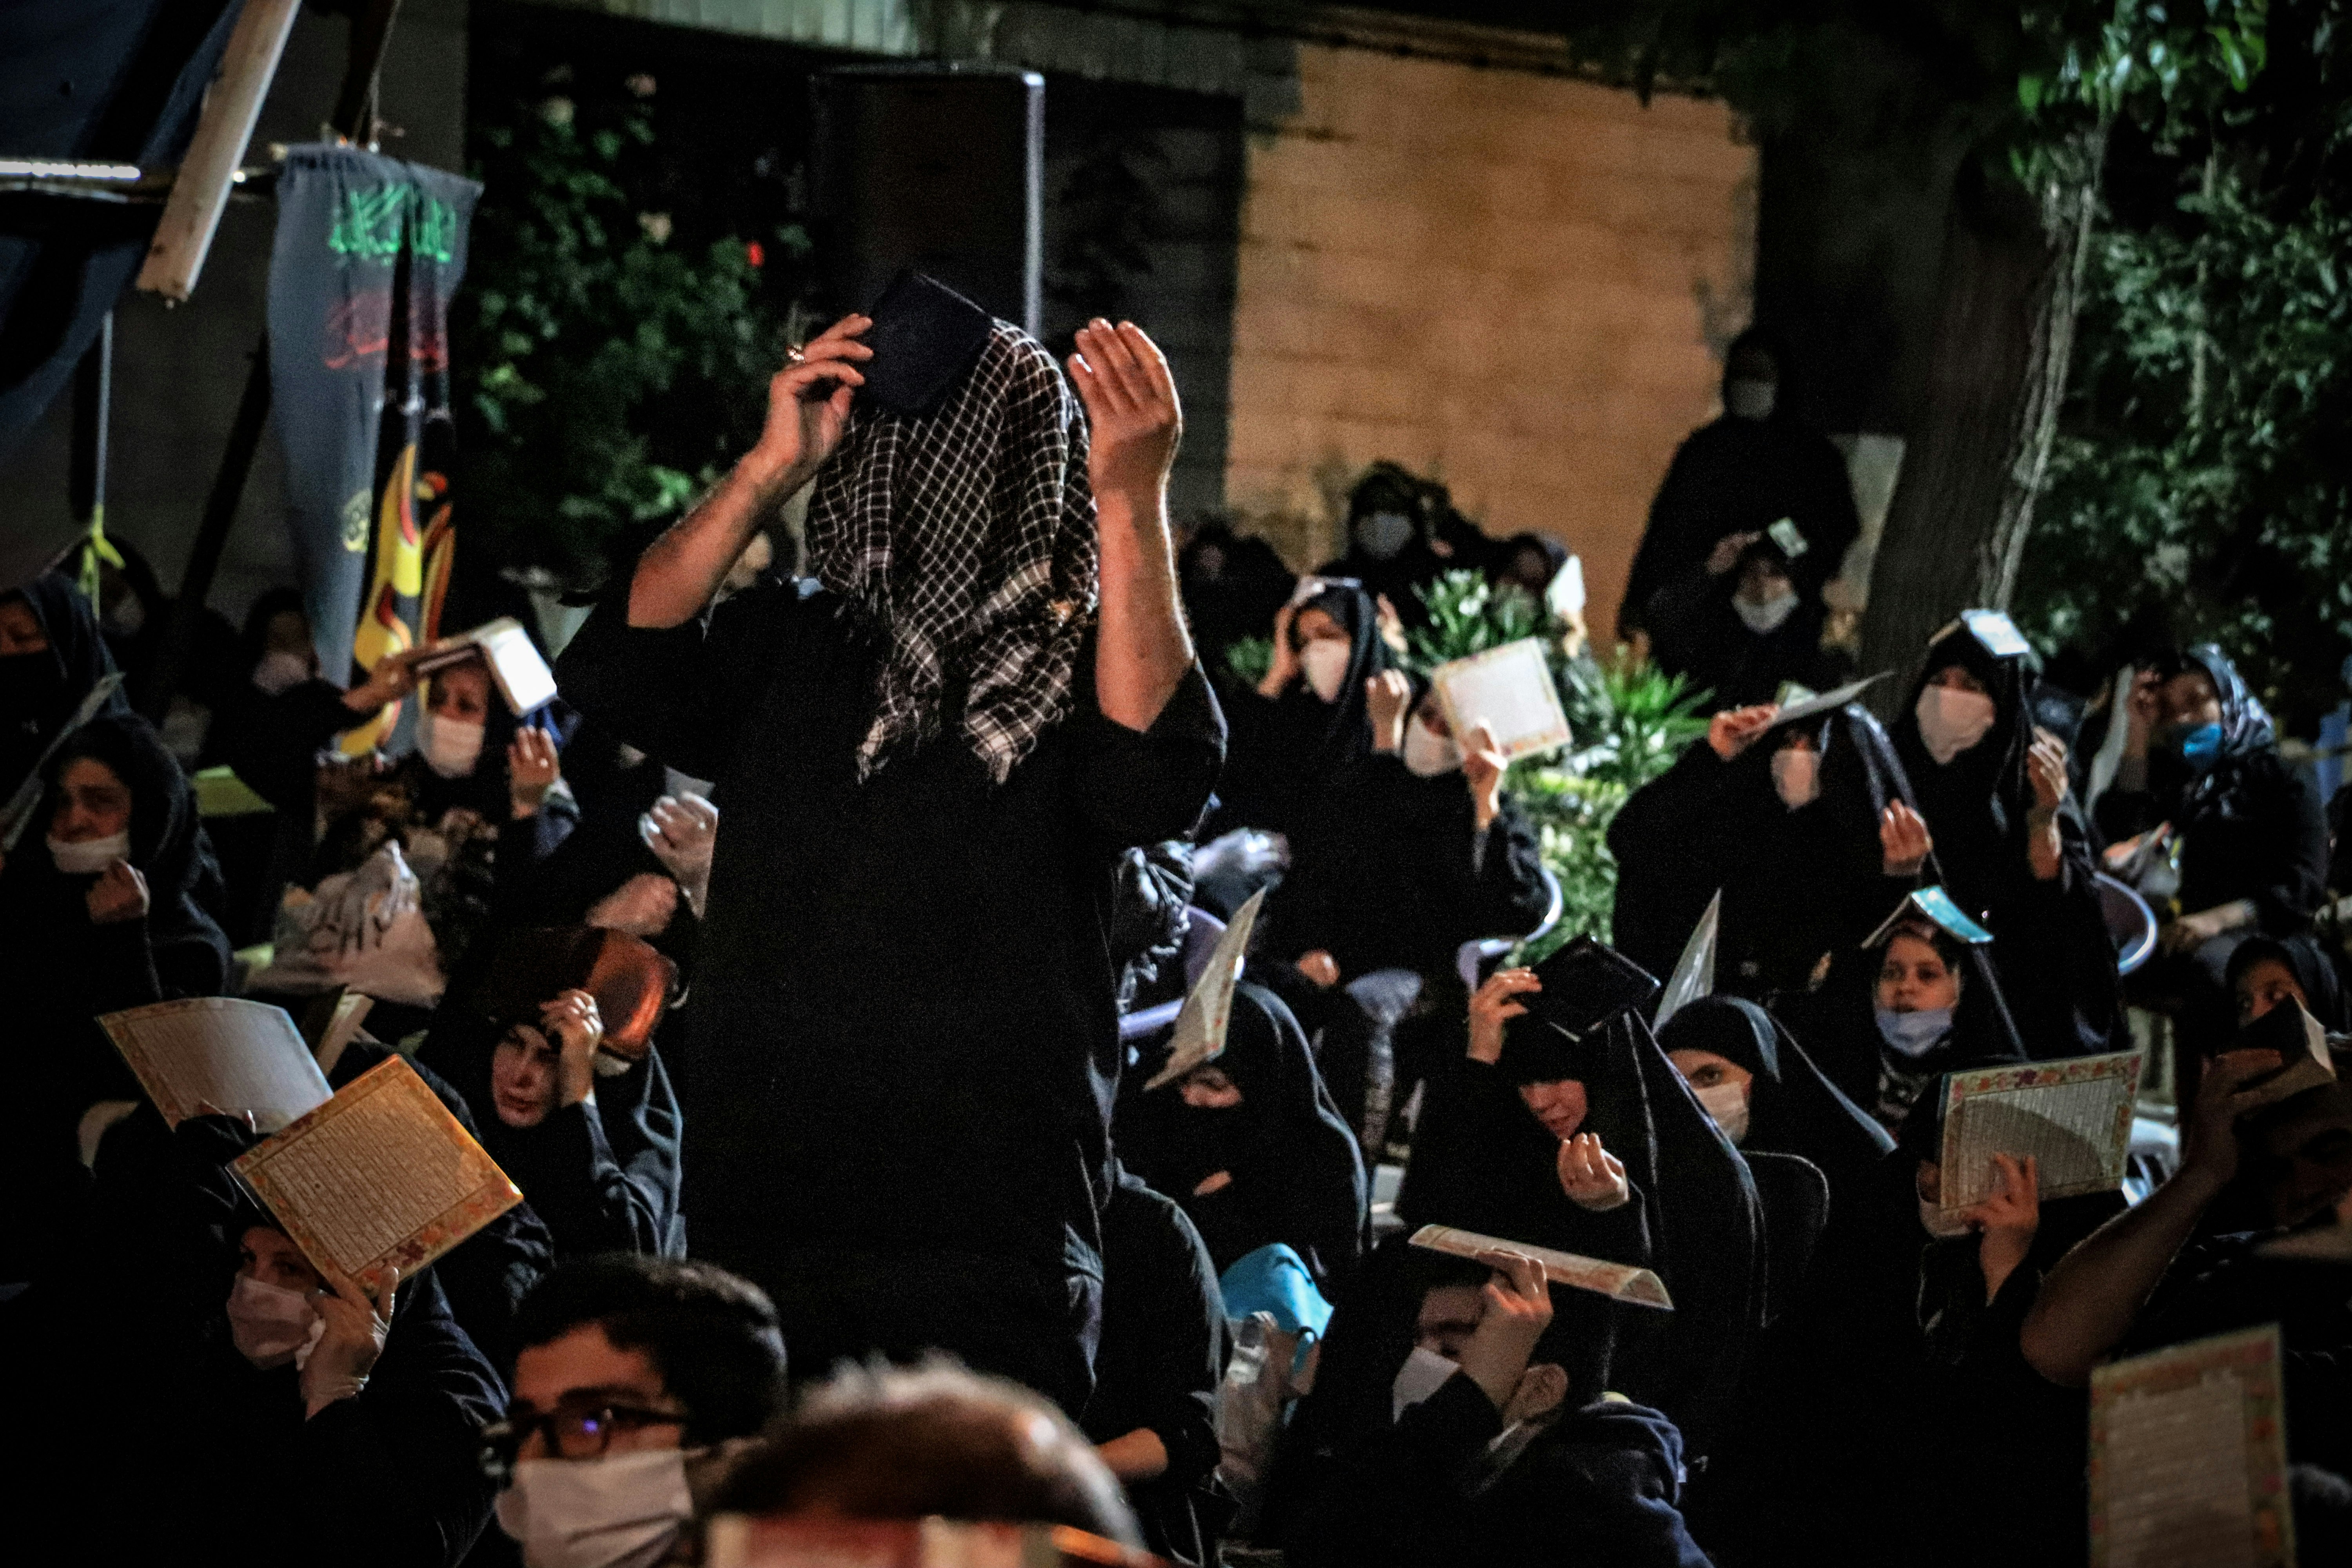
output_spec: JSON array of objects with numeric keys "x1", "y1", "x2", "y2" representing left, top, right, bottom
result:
[{"x1": 514, "y1": 1254, "x2": 788, "y2": 1442}]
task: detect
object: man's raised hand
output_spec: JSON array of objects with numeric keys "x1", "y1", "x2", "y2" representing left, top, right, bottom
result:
[
  {"x1": 1069, "y1": 319, "x2": 1182, "y2": 507},
  {"x1": 743, "y1": 314, "x2": 872, "y2": 497}
]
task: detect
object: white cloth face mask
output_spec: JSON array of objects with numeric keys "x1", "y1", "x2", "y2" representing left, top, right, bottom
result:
[
  {"x1": 1401, "y1": 714, "x2": 1461, "y2": 777},
  {"x1": 419, "y1": 714, "x2": 488, "y2": 779},
  {"x1": 1391, "y1": 1345, "x2": 1460, "y2": 1421},
  {"x1": 48, "y1": 831, "x2": 132, "y2": 875},
  {"x1": 497, "y1": 1449, "x2": 696, "y2": 1568},
  {"x1": 251, "y1": 650, "x2": 312, "y2": 695},
  {"x1": 225, "y1": 1273, "x2": 325, "y2": 1370},
  {"x1": 1299, "y1": 640, "x2": 1352, "y2": 704},
  {"x1": 1914, "y1": 686, "x2": 1997, "y2": 766},
  {"x1": 1725, "y1": 379, "x2": 1777, "y2": 421},
  {"x1": 1694, "y1": 1078, "x2": 1751, "y2": 1144},
  {"x1": 1770, "y1": 747, "x2": 1819, "y2": 809},
  {"x1": 1735, "y1": 588, "x2": 1799, "y2": 635}
]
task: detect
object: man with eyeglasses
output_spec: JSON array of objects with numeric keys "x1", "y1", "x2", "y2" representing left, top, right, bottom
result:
[{"x1": 484, "y1": 1254, "x2": 788, "y2": 1568}]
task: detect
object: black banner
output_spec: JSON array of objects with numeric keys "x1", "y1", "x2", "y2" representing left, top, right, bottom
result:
[{"x1": 268, "y1": 145, "x2": 479, "y2": 751}]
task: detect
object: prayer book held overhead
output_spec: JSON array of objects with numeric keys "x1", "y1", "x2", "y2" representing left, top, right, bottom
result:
[
  {"x1": 99, "y1": 997, "x2": 333, "y2": 1133},
  {"x1": 1933, "y1": 608, "x2": 2033, "y2": 660},
  {"x1": 1935, "y1": 1049, "x2": 2144, "y2": 1215},
  {"x1": 860, "y1": 269, "x2": 995, "y2": 417},
  {"x1": 1408, "y1": 1225, "x2": 1672, "y2": 1310},
  {"x1": 1526, "y1": 936, "x2": 1659, "y2": 1041},
  {"x1": 1430, "y1": 637, "x2": 1572, "y2": 763},
  {"x1": 706, "y1": 1517, "x2": 1165, "y2": 1568},
  {"x1": 0, "y1": 671, "x2": 124, "y2": 850},
  {"x1": 1866, "y1": 886, "x2": 1994, "y2": 949},
  {"x1": 2231, "y1": 995, "x2": 2337, "y2": 1107},
  {"x1": 1765, "y1": 672, "x2": 1886, "y2": 731},
  {"x1": 413, "y1": 616, "x2": 557, "y2": 716},
  {"x1": 1145, "y1": 887, "x2": 1266, "y2": 1090},
  {"x1": 2088, "y1": 1326, "x2": 2292, "y2": 1568},
  {"x1": 232, "y1": 1054, "x2": 522, "y2": 1291},
  {"x1": 1651, "y1": 891, "x2": 1719, "y2": 1031}
]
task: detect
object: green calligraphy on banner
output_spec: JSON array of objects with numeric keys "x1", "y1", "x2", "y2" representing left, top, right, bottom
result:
[{"x1": 326, "y1": 185, "x2": 459, "y2": 264}]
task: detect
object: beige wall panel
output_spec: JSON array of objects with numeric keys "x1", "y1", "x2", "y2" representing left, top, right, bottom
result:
[{"x1": 1225, "y1": 43, "x2": 1756, "y2": 644}]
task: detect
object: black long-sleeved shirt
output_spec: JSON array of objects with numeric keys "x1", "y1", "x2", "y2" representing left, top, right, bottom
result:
[
  {"x1": 557, "y1": 577, "x2": 1225, "y2": 1280},
  {"x1": 478, "y1": 1047, "x2": 686, "y2": 1261},
  {"x1": 1270, "y1": 755, "x2": 1550, "y2": 984},
  {"x1": 2096, "y1": 748, "x2": 2328, "y2": 933},
  {"x1": 1289, "y1": 1375, "x2": 1713, "y2": 1568},
  {"x1": 1085, "y1": 1170, "x2": 1230, "y2": 1565},
  {"x1": 1622, "y1": 416, "x2": 1861, "y2": 639}
]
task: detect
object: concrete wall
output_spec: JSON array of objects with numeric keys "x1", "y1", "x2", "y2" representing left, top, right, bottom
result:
[
  {"x1": 0, "y1": 0, "x2": 470, "y2": 626},
  {"x1": 1222, "y1": 43, "x2": 1757, "y2": 644}
]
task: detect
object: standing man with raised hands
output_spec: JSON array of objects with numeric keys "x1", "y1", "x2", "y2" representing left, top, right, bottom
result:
[{"x1": 560, "y1": 310, "x2": 1223, "y2": 1415}]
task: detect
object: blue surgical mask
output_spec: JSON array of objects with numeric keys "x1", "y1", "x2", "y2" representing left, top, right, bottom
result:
[
  {"x1": 1875, "y1": 1007, "x2": 1952, "y2": 1058},
  {"x1": 2174, "y1": 721, "x2": 2223, "y2": 772}
]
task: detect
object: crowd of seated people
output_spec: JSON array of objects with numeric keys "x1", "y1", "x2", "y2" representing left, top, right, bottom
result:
[{"x1": 7, "y1": 305, "x2": 2352, "y2": 1568}]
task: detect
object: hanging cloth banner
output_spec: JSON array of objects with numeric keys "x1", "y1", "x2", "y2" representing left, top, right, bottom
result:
[{"x1": 268, "y1": 145, "x2": 481, "y2": 754}]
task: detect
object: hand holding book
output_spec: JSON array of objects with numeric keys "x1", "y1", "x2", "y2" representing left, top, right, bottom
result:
[{"x1": 303, "y1": 1265, "x2": 396, "y2": 1418}]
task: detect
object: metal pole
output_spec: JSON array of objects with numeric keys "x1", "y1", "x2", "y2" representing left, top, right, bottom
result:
[
  {"x1": 69, "y1": 312, "x2": 111, "y2": 534},
  {"x1": 140, "y1": 2, "x2": 406, "y2": 720}
]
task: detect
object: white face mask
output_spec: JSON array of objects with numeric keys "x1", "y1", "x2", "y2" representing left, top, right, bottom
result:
[
  {"x1": 1914, "y1": 686, "x2": 1997, "y2": 766},
  {"x1": 1355, "y1": 510, "x2": 1416, "y2": 561},
  {"x1": 1391, "y1": 1344, "x2": 1460, "y2": 1421},
  {"x1": 251, "y1": 650, "x2": 313, "y2": 695},
  {"x1": 225, "y1": 1273, "x2": 325, "y2": 1370},
  {"x1": 1735, "y1": 588, "x2": 1799, "y2": 635},
  {"x1": 1694, "y1": 1078, "x2": 1751, "y2": 1144},
  {"x1": 419, "y1": 713, "x2": 488, "y2": 779},
  {"x1": 1299, "y1": 640, "x2": 1352, "y2": 704},
  {"x1": 497, "y1": 1449, "x2": 695, "y2": 1568},
  {"x1": 48, "y1": 831, "x2": 131, "y2": 876},
  {"x1": 1401, "y1": 713, "x2": 1460, "y2": 777},
  {"x1": 1770, "y1": 747, "x2": 1819, "y2": 809},
  {"x1": 1725, "y1": 378, "x2": 1777, "y2": 421}
]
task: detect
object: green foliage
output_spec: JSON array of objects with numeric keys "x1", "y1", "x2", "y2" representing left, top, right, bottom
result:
[
  {"x1": 2026, "y1": 181, "x2": 2352, "y2": 719},
  {"x1": 1556, "y1": 653, "x2": 1715, "y2": 795},
  {"x1": 1405, "y1": 571, "x2": 1545, "y2": 671},
  {"x1": 1401, "y1": 573, "x2": 1709, "y2": 950},
  {"x1": 2018, "y1": 0, "x2": 2350, "y2": 724},
  {"x1": 1508, "y1": 772, "x2": 1628, "y2": 966},
  {"x1": 454, "y1": 85, "x2": 815, "y2": 584},
  {"x1": 1225, "y1": 634, "x2": 1274, "y2": 687}
]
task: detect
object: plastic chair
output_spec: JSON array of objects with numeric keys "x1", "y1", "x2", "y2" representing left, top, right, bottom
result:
[
  {"x1": 2096, "y1": 871, "x2": 2159, "y2": 977},
  {"x1": 1454, "y1": 863, "x2": 1565, "y2": 990}
]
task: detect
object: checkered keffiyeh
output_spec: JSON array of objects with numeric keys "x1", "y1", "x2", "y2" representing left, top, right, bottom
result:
[{"x1": 803, "y1": 322, "x2": 1099, "y2": 784}]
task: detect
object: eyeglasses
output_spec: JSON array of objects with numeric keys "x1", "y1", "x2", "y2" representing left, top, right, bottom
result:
[{"x1": 479, "y1": 1399, "x2": 687, "y2": 1481}]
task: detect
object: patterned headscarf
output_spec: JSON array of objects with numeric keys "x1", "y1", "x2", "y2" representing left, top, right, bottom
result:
[{"x1": 803, "y1": 323, "x2": 1098, "y2": 784}]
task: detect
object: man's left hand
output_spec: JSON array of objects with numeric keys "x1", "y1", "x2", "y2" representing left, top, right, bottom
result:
[{"x1": 1070, "y1": 320, "x2": 1182, "y2": 506}]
